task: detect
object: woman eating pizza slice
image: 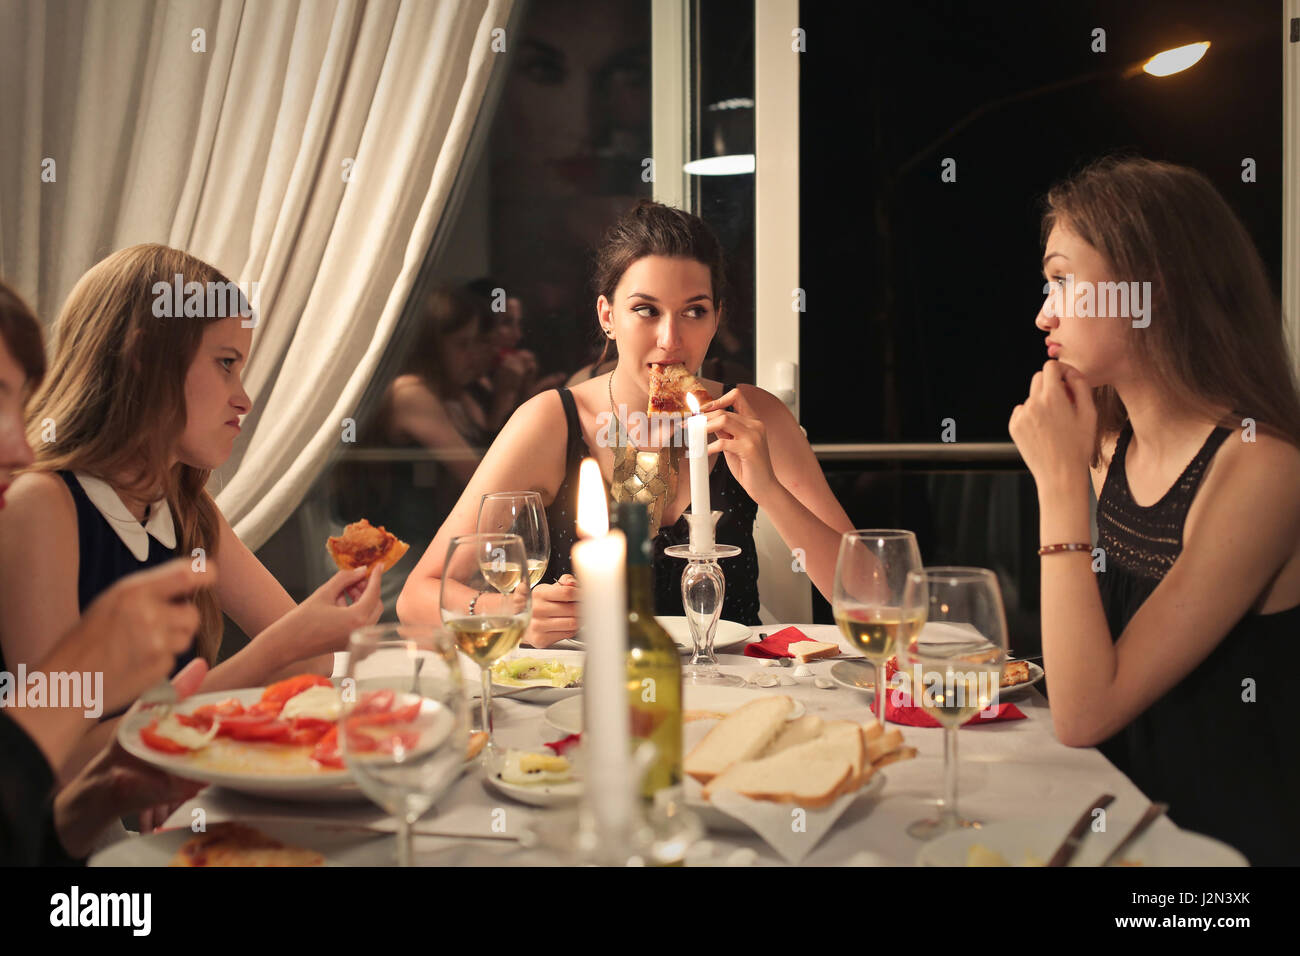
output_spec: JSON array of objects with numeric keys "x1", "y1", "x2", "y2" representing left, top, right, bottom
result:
[{"x1": 399, "y1": 200, "x2": 854, "y2": 646}]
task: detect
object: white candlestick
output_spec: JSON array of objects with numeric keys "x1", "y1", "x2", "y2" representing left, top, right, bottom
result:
[
  {"x1": 686, "y1": 411, "x2": 713, "y2": 552},
  {"x1": 572, "y1": 459, "x2": 632, "y2": 839}
]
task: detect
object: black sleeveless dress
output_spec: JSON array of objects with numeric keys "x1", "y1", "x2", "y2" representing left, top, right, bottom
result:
[
  {"x1": 545, "y1": 386, "x2": 761, "y2": 626},
  {"x1": 1095, "y1": 421, "x2": 1300, "y2": 865}
]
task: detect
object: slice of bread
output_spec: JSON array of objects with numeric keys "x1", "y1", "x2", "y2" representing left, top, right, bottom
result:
[
  {"x1": 684, "y1": 695, "x2": 794, "y2": 783},
  {"x1": 764, "y1": 715, "x2": 824, "y2": 756},
  {"x1": 865, "y1": 727, "x2": 904, "y2": 764},
  {"x1": 860, "y1": 716, "x2": 885, "y2": 742},
  {"x1": 704, "y1": 722, "x2": 864, "y2": 808},
  {"x1": 873, "y1": 745, "x2": 917, "y2": 768},
  {"x1": 787, "y1": 640, "x2": 840, "y2": 663}
]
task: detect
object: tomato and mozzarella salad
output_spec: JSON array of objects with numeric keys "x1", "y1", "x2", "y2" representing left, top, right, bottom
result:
[{"x1": 139, "y1": 675, "x2": 422, "y2": 770}]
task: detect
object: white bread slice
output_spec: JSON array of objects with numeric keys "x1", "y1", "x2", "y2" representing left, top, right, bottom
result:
[
  {"x1": 764, "y1": 715, "x2": 824, "y2": 756},
  {"x1": 787, "y1": 640, "x2": 840, "y2": 663},
  {"x1": 874, "y1": 745, "x2": 917, "y2": 768},
  {"x1": 866, "y1": 727, "x2": 904, "y2": 764},
  {"x1": 705, "y1": 724, "x2": 863, "y2": 807},
  {"x1": 684, "y1": 696, "x2": 794, "y2": 783},
  {"x1": 704, "y1": 753, "x2": 853, "y2": 810},
  {"x1": 860, "y1": 716, "x2": 885, "y2": 742}
]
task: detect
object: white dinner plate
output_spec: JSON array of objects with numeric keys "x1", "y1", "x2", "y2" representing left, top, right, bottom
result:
[
  {"x1": 828, "y1": 660, "x2": 1044, "y2": 700},
  {"x1": 685, "y1": 770, "x2": 886, "y2": 833},
  {"x1": 917, "y1": 815, "x2": 1248, "y2": 867},
  {"x1": 543, "y1": 685, "x2": 806, "y2": 735},
  {"x1": 461, "y1": 649, "x2": 585, "y2": 704},
  {"x1": 88, "y1": 819, "x2": 392, "y2": 867},
  {"x1": 482, "y1": 770, "x2": 583, "y2": 807},
  {"x1": 556, "y1": 618, "x2": 753, "y2": 655}
]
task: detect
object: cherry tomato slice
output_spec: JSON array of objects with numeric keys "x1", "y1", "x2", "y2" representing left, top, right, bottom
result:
[
  {"x1": 354, "y1": 689, "x2": 396, "y2": 715},
  {"x1": 261, "y1": 674, "x2": 333, "y2": 707},
  {"x1": 191, "y1": 698, "x2": 246, "y2": 720},
  {"x1": 311, "y1": 727, "x2": 343, "y2": 768}
]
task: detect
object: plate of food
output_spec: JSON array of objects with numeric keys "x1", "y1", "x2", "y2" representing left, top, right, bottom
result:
[
  {"x1": 460, "y1": 650, "x2": 584, "y2": 703},
  {"x1": 542, "y1": 685, "x2": 806, "y2": 736},
  {"x1": 88, "y1": 819, "x2": 397, "y2": 867},
  {"x1": 682, "y1": 697, "x2": 908, "y2": 832},
  {"x1": 119, "y1": 676, "x2": 486, "y2": 802},
  {"x1": 917, "y1": 815, "x2": 1248, "y2": 867},
  {"x1": 656, "y1": 617, "x2": 753, "y2": 655},
  {"x1": 828, "y1": 658, "x2": 1043, "y2": 700},
  {"x1": 481, "y1": 747, "x2": 583, "y2": 807}
]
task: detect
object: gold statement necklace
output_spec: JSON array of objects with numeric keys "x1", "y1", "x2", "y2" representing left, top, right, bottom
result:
[{"x1": 608, "y1": 369, "x2": 679, "y2": 537}]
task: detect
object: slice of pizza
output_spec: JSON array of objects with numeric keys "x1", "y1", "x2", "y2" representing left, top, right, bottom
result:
[
  {"x1": 648, "y1": 362, "x2": 713, "y2": 417},
  {"x1": 326, "y1": 519, "x2": 409, "y2": 572},
  {"x1": 170, "y1": 822, "x2": 325, "y2": 867}
]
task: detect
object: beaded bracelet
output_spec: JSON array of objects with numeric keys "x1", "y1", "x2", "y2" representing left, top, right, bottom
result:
[{"x1": 1037, "y1": 542, "x2": 1092, "y2": 556}]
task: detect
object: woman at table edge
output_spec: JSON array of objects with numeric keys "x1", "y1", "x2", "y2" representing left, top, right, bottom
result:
[
  {"x1": 1010, "y1": 156, "x2": 1300, "y2": 864},
  {"x1": 398, "y1": 200, "x2": 855, "y2": 646}
]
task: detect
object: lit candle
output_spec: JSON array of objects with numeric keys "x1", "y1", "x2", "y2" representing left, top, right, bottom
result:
[
  {"x1": 570, "y1": 458, "x2": 632, "y2": 837},
  {"x1": 685, "y1": 392, "x2": 713, "y2": 552}
]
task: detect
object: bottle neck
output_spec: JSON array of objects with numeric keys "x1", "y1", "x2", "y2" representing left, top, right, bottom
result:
[{"x1": 627, "y1": 557, "x2": 655, "y2": 615}]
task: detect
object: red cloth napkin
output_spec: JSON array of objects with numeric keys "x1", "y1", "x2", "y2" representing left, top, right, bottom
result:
[
  {"x1": 744, "y1": 625, "x2": 816, "y2": 658},
  {"x1": 544, "y1": 733, "x2": 581, "y2": 756},
  {"x1": 883, "y1": 690, "x2": 1024, "y2": 727}
]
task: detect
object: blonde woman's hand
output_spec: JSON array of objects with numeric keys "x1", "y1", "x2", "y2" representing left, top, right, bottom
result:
[{"x1": 282, "y1": 565, "x2": 385, "y2": 657}]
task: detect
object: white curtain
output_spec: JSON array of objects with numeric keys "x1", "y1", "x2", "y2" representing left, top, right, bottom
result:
[{"x1": 0, "y1": 0, "x2": 513, "y2": 549}]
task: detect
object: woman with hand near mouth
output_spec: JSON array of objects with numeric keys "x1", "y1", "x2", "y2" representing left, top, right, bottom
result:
[
  {"x1": 399, "y1": 201, "x2": 854, "y2": 647},
  {"x1": 1010, "y1": 156, "x2": 1300, "y2": 865},
  {"x1": 0, "y1": 246, "x2": 384, "y2": 779}
]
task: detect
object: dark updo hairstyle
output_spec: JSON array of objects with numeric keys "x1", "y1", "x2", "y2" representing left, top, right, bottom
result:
[
  {"x1": 591, "y1": 200, "x2": 728, "y2": 366},
  {"x1": 0, "y1": 281, "x2": 46, "y2": 388}
]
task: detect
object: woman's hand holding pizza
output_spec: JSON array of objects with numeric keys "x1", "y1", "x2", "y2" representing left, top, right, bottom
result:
[
  {"x1": 282, "y1": 565, "x2": 384, "y2": 657},
  {"x1": 701, "y1": 387, "x2": 779, "y2": 506}
]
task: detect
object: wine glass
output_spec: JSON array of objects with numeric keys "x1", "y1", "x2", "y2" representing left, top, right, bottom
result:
[
  {"x1": 477, "y1": 491, "x2": 550, "y2": 588},
  {"x1": 832, "y1": 530, "x2": 923, "y2": 726},
  {"x1": 440, "y1": 533, "x2": 531, "y2": 767},
  {"x1": 341, "y1": 623, "x2": 469, "y2": 867},
  {"x1": 900, "y1": 567, "x2": 1008, "y2": 840}
]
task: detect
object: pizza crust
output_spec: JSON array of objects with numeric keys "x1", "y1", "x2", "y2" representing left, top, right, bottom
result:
[{"x1": 326, "y1": 519, "x2": 409, "y2": 572}]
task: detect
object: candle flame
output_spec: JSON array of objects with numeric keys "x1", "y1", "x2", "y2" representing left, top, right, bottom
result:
[
  {"x1": 576, "y1": 457, "x2": 608, "y2": 537},
  {"x1": 686, "y1": 392, "x2": 701, "y2": 415}
]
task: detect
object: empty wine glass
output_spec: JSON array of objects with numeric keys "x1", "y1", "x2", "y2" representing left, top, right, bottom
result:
[
  {"x1": 441, "y1": 533, "x2": 531, "y2": 767},
  {"x1": 341, "y1": 623, "x2": 469, "y2": 867},
  {"x1": 832, "y1": 530, "x2": 923, "y2": 725},
  {"x1": 900, "y1": 567, "x2": 1008, "y2": 840},
  {"x1": 478, "y1": 491, "x2": 550, "y2": 588}
]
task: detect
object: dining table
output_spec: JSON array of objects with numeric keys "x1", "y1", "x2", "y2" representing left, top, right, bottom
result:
[{"x1": 153, "y1": 622, "x2": 1180, "y2": 867}]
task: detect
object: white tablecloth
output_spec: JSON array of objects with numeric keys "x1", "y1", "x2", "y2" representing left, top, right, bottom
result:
[{"x1": 162, "y1": 624, "x2": 1175, "y2": 866}]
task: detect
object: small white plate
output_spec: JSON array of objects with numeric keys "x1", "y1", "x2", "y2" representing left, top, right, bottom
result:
[
  {"x1": 88, "y1": 819, "x2": 392, "y2": 867},
  {"x1": 543, "y1": 685, "x2": 806, "y2": 735},
  {"x1": 828, "y1": 660, "x2": 1044, "y2": 700},
  {"x1": 482, "y1": 771, "x2": 582, "y2": 807},
  {"x1": 686, "y1": 770, "x2": 886, "y2": 833},
  {"x1": 917, "y1": 814, "x2": 1248, "y2": 867}
]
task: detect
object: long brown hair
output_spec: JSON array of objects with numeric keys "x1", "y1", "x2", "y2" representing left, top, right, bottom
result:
[
  {"x1": 1042, "y1": 156, "x2": 1300, "y2": 467},
  {"x1": 590, "y1": 200, "x2": 728, "y2": 367},
  {"x1": 25, "y1": 244, "x2": 240, "y2": 662}
]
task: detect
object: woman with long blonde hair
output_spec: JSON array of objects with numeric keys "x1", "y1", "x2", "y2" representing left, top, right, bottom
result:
[{"x1": 0, "y1": 244, "x2": 383, "y2": 777}]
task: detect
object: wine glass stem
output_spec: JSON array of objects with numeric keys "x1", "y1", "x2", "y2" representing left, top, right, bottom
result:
[
  {"x1": 874, "y1": 660, "x2": 887, "y2": 726},
  {"x1": 480, "y1": 669, "x2": 494, "y2": 744},
  {"x1": 397, "y1": 818, "x2": 413, "y2": 867},
  {"x1": 941, "y1": 726, "x2": 958, "y2": 827}
]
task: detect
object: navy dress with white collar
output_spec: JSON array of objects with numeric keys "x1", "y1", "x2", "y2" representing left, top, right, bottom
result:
[{"x1": 58, "y1": 471, "x2": 198, "y2": 688}]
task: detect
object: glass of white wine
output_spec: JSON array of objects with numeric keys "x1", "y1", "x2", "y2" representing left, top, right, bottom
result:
[
  {"x1": 900, "y1": 567, "x2": 1008, "y2": 840},
  {"x1": 477, "y1": 491, "x2": 550, "y2": 589},
  {"x1": 440, "y1": 533, "x2": 531, "y2": 767},
  {"x1": 832, "y1": 530, "x2": 923, "y2": 726},
  {"x1": 341, "y1": 624, "x2": 468, "y2": 867}
]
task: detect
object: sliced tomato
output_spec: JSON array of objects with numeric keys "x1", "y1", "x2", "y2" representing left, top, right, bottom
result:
[
  {"x1": 140, "y1": 719, "x2": 191, "y2": 754},
  {"x1": 173, "y1": 712, "x2": 215, "y2": 732},
  {"x1": 288, "y1": 717, "x2": 333, "y2": 746},
  {"x1": 261, "y1": 674, "x2": 333, "y2": 707},
  {"x1": 311, "y1": 727, "x2": 342, "y2": 768},
  {"x1": 217, "y1": 715, "x2": 294, "y2": 743},
  {"x1": 347, "y1": 701, "x2": 420, "y2": 727},
  {"x1": 246, "y1": 699, "x2": 284, "y2": 718},
  {"x1": 191, "y1": 698, "x2": 246, "y2": 720},
  {"x1": 354, "y1": 689, "x2": 395, "y2": 715}
]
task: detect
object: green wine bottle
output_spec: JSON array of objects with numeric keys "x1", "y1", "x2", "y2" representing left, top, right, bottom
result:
[{"x1": 613, "y1": 501, "x2": 683, "y2": 800}]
